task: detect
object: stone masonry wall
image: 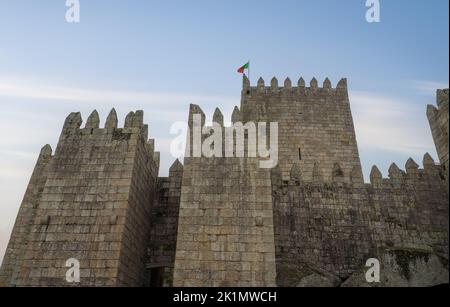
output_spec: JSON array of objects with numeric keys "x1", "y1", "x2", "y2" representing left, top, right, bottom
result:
[
  {"x1": 146, "y1": 159, "x2": 183, "y2": 286},
  {"x1": 173, "y1": 105, "x2": 276, "y2": 287},
  {"x1": 0, "y1": 145, "x2": 53, "y2": 286},
  {"x1": 273, "y1": 155, "x2": 449, "y2": 286},
  {"x1": 0, "y1": 109, "x2": 159, "y2": 287},
  {"x1": 240, "y1": 76, "x2": 363, "y2": 183}
]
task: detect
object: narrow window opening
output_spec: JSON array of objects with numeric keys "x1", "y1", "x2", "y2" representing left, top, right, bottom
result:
[{"x1": 298, "y1": 148, "x2": 302, "y2": 160}]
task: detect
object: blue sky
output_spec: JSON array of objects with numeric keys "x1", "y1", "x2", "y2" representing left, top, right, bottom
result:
[{"x1": 0, "y1": 0, "x2": 448, "y2": 263}]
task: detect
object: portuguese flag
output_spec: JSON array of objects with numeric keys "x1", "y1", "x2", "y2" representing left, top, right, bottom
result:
[{"x1": 237, "y1": 62, "x2": 250, "y2": 74}]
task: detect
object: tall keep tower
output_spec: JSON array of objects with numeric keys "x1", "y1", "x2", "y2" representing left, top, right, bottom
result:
[{"x1": 240, "y1": 75, "x2": 363, "y2": 182}]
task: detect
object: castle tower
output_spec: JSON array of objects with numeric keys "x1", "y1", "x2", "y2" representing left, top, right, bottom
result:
[
  {"x1": 0, "y1": 110, "x2": 160, "y2": 287},
  {"x1": 240, "y1": 75, "x2": 363, "y2": 183},
  {"x1": 427, "y1": 89, "x2": 449, "y2": 190},
  {"x1": 173, "y1": 105, "x2": 277, "y2": 287},
  {"x1": 145, "y1": 159, "x2": 183, "y2": 287}
]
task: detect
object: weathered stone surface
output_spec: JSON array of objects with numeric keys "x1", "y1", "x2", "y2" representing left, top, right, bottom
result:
[
  {"x1": 0, "y1": 110, "x2": 159, "y2": 287},
  {"x1": 427, "y1": 89, "x2": 449, "y2": 192},
  {"x1": 297, "y1": 274, "x2": 339, "y2": 288},
  {"x1": 277, "y1": 263, "x2": 341, "y2": 287},
  {"x1": 240, "y1": 76, "x2": 361, "y2": 182},
  {"x1": 341, "y1": 249, "x2": 449, "y2": 287}
]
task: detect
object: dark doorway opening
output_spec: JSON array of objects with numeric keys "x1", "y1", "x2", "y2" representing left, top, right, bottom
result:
[{"x1": 146, "y1": 267, "x2": 165, "y2": 287}]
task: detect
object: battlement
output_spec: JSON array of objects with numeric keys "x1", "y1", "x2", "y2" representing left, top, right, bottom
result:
[
  {"x1": 368, "y1": 153, "x2": 446, "y2": 188},
  {"x1": 242, "y1": 75, "x2": 348, "y2": 96},
  {"x1": 269, "y1": 153, "x2": 446, "y2": 192},
  {"x1": 272, "y1": 154, "x2": 449, "y2": 283},
  {"x1": 188, "y1": 104, "x2": 241, "y2": 128},
  {"x1": 63, "y1": 109, "x2": 148, "y2": 134},
  {"x1": 59, "y1": 109, "x2": 160, "y2": 171}
]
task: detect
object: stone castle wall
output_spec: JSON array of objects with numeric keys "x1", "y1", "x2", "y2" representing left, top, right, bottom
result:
[
  {"x1": 173, "y1": 79, "x2": 449, "y2": 287},
  {"x1": 240, "y1": 76, "x2": 363, "y2": 183},
  {"x1": 272, "y1": 157, "x2": 449, "y2": 286},
  {"x1": 172, "y1": 105, "x2": 277, "y2": 287},
  {"x1": 0, "y1": 145, "x2": 53, "y2": 286},
  {"x1": 0, "y1": 109, "x2": 160, "y2": 287},
  {"x1": 145, "y1": 160, "x2": 183, "y2": 286}
]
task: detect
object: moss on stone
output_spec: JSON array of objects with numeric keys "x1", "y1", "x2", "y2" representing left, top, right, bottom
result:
[
  {"x1": 276, "y1": 263, "x2": 316, "y2": 287},
  {"x1": 387, "y1": 248, "x2": 430, "y2": 280}
]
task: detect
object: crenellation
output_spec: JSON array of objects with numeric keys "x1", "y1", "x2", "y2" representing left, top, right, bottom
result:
[
  {"x1": 370, "y1": 165, "x2": 383, "y2": 186},
  {"x1": 133, "y1": 110, "x2": 144, "y2": 127},
  {"x1": 336, "y1": 78, "x2": 348, "y2": 90},
  {"x1": 85, "y1": 110, "x2": 100, "y2": 129},
  {"x1": 62, "y1": 112, "x2": 82, "y2": 135},
  {"x1": 231, "y1": 106, "x2": 241, "y2": 123},
  {"x1": 242, "y1": 74, "x2": 250, "y2": 90},
  {"x1": 188, "y1": 104, "x2": 205, "y2": 126},
  {"x1": 388, "y1": 163, "x2": 405, "y2": 182},
  {"x1": 257, "y1": 77, "x2": 265, "y2": 89},
  {"x1": 405, "y1": 158, "x2": 419, "y2": 174},
  {"x1": 310, "y1": 77, "x2": 318, "y2": 89},
  {"x1": 124, "y1": 111, "x2": 135, "y2": 128},
  {"x1": 284, "y1": 77, "x2": 292, "y2": 89},
  {"x1": 270, "y1": 77, "x2": 278, "y2": 91},
  {"x1": 40, "y1": 144, "x2": 53, "y2": 158},
  {"x1": 298, "y1": 77, "x2": 306, "y2": 88},
  {"x1": 423, "y1": 152, "x2": 436, "y2": 169},
  {"x1": 105, "y1": 108, "x2": 118, "y2": 129},
  {"x1": 323, "y1": 77, "x2": 332, "y2": 89},
  {"x1": 212, "y1": 108, "x2": 224, "y2": 126}
]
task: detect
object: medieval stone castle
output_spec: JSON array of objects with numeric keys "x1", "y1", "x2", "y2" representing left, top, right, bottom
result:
[{"x1": 0, "y1": 76, "x2": 448, "y2": 287}]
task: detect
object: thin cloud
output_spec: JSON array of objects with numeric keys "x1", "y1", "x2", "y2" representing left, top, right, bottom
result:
[
  {"x1": 350, "y1": 91, "x2": 435, "y2": 155},
  {"x1": 410, "y1": 80, "x2": 449, "y2": 95},
  {"x1": 0, "y1": 76, "x2": 236, "y2": 107}
]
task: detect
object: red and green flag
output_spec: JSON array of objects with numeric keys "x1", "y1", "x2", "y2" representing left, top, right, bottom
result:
[{"x1": 237, "y1": 62, "x2": 250, "y2": 74}]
